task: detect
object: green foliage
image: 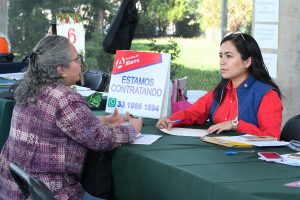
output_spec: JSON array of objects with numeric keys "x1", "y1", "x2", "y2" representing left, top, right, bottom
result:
[
  {"x1": 136, "y1": 0, "x2": 203, "y2": 37},
  {"x1": 134, "y1": 13, "x2": 157, "y2": 38},
  {"x1": 199, "y1": 0, "x2": 253, "y2": 33},
  {"x1": 131, "y1": 37, "x2": 220, "y2": 90},
  {"x1": 175, "y1": 18, "x2": 202, "y2": 38},
  {"x1": 175, "y1": 67, "x2": 220, "y2": 91},
  {"x1": 147, "y1": 38, "x2": 180, "y2": 60},
  {"x1": 84, "y1": 25, "x2": 114, "y2": 73},
  {"x1": 7, "y1": 0, "x2": 113, "y2": 60},
  {"x1": 227, "y1": 0, "x2": 253, "y2": 33},
  {"x1": 8, "y1": 0, "x2": 49, "y2": 60},
  {"x1": 199, "y1": 0, "x2": 221, "y2": 30},
  {"x1": 146, "y1": 38, "x2": 181, "y2": 79}
]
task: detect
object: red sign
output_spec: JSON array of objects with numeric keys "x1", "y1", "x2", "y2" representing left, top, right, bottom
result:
[{"x1": 112, "y1": 50, "x2": 162, "y2": 75}]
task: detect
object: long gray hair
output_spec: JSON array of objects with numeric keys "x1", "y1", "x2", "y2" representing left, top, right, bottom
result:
[{"x1": 14, "y1": 35, "x2": 72, "y2": 104}]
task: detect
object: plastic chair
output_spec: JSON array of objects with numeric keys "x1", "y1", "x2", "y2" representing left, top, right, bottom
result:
[
  {"x1": 173, "y1": 76, "x2": 188, "y2": 101},
  {"x1": 8, "y1": 163, "x2": 54, "y2": 200},
  {"x1": 82, "y1": 70, "x2": 109, "y2": 92},
  {"x1": 281, "y1": 114, "x2": 300, "y2": 142}
]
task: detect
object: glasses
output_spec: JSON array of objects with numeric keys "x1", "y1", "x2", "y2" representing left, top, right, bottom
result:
[
  {"x1": 71, "y1": 54, "x2": 84, "y2": 66},
  {"x1": 224, "y1": 32, "x2": 246, "y2": 42}
]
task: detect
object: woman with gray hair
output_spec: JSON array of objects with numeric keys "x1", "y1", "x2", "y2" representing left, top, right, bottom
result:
[{"x1": 0, "y1": 35, "x2": 142, "y2": 200}]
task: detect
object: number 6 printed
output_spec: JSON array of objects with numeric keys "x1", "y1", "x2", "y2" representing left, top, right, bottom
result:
[{"x1": 68, "y1": 28, "x2": 76, "y2": 44}]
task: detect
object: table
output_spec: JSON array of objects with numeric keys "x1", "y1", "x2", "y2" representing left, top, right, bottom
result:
[
  {"x1": 2, "y1": 107, "x2": 300, "y2": 199},
  {"x1": 97, "y1": 116, "x2": 300, "y2": 200}
]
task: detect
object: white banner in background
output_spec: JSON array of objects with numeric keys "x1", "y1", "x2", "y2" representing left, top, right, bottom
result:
[{"x1": 106, "y1": 50, "x2": 171, "y2": 119}]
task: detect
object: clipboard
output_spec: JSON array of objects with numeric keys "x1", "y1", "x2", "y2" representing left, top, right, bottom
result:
[{"x1": 200, "y1": 137, "x2": 252, "y2": 147}]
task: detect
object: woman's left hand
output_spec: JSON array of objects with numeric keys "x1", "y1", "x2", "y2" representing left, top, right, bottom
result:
[
  {"x1": 206, "y1": 121, "x2": 233, "y2": 134},
  {"x1": 97, "y1": 108, "x2": 125, "y2": 127}
]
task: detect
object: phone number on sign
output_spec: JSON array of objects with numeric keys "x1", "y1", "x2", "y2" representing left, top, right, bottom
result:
[{"x1": 117, "y1": 101, "x2": 160, "y2": 112}]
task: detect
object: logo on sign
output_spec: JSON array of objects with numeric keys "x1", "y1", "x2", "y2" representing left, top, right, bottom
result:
[
  {"x1": 115, "y1": 56, "x2": 140, "y2": 69},
  {"x1": 112, "y1": 51, "x2": 162, "y2": 75},
  {"x1": 108, "y1": 98, "x2": 117, "y2": 107},
  {"x1": 116, "y1": 57, "x2": 126, "y2": 69}
]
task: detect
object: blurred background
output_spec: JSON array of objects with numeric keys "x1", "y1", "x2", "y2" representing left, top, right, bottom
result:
[{"x1": 0, "y1": 0, "x2": 253, "y2": 91}]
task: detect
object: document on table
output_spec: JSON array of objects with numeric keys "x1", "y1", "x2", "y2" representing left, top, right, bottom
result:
[
  {"x1": 216, "y1": 135, "x2": 289, "y2": 147},
  {"x1": 132, "y1": 134, "x2": 162, "y2": 145},
  {"x1": 0, "y1": 72, "x2": 24, "y2": 80},
  {"x1": 160, "y1": 127, "x2": 209, "y2": 137}
]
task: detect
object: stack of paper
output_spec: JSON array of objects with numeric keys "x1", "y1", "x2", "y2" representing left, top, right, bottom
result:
[
  {"x1": 216, "y1": 135, "x2": 289, "y2": 147},
  {"x1": 0, "y1": 72, "x2": 24, "y2": 80},
  {"x1": 159, "y1": 127, "x2": 209, "y2": 137}
]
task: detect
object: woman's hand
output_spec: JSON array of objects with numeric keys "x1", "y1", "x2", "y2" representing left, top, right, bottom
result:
[
  {"x1": 125, "y1": 112, "x2": 143, "y2": 134},
  {"x1": 206, "y1": 121, "x2": 233, "y2": 134},
  {"x1": 97, "y1": 108, "x2": 125, "y2": 128},
  {"x1": 156, "y1": 117, "x2": 173, "y2": 130}
]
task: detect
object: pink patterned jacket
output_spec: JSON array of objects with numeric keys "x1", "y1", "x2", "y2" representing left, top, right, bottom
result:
[{"x1": 0, "y1": 83, "x2": 136, "y2": 199}]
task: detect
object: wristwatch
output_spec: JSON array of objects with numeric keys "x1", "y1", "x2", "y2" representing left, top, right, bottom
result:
[{"x1": 231, "y1": 120, "x2": 239, "y2": 130}]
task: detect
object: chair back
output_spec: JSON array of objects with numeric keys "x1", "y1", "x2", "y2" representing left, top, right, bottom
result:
[
  {"x1": 9, "y1": 163, "x2": 54, "y2": 200},
  {"x1": 281, "y1": 114, "x2": 300, "y2": 142},
  {"x1": 83, "y1": 70, "x2": 109, "y2": 92},
  {"x1": 173, "y1": 76, "x2": 188, "y2": 101}
]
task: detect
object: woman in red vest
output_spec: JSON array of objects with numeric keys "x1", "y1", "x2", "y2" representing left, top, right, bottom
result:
[{"x1": 157, "y1": 33, "x2": 283, "y2": 139}]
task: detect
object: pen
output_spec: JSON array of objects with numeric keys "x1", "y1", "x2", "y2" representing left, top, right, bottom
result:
[
  {"x1": 225, "y1": 150, "x2": 256, "y2": 155},
  {"x1": 130, "y1": 114, "x2": 138, "y2": 118},
  {"x1": 166, "y1": 120, "x2": 182, "y2": 124},
  {"x1": 129, "y1": 114, "x2": 144, "y2": 126},
  {"x1": 157, "y1": 120, "x2": 182, "y2": 128}
]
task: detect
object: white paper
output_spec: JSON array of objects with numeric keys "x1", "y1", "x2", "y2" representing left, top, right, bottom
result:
[
  {"x1": 77, "y1": 90, "x2": 96, "y2": 97},
  {"x1": 254, "y1": 0, "x2": 279, "y2": 22},
  {"x1": 0, "y1": 72, "x2": 24, "y2": 80},
  {"x1": 132, "y1": 134, "x2": 162, "y2": 145},
  {"x1": 254, "y1": 24, "x2": 278, "y2": 49},
  {"x1": 74, "y1": 85, "x2": 108, "y2": 97},
  {"x1": 217, "y1": 135, "x2": 289, "y2": 147},
  {"x1": 262, "y1": 53, "x2": 277, "y2": 78},
  {"x1": 160, "y1": 127, "x2": 209, "y2": 137},
  {"x1": 75, "y1": 85, "x2": 91, "y2": 91}
]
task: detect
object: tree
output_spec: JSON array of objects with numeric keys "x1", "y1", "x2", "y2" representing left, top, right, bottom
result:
[
  {"x1": 7, "y1": 0, "x2": 114, "y2": 63},
  {"x1": 199, "y1": 0, "x2": 252, "y2": 33},
  {"x1": 227, "y1": 0, "x2": 253, "y2": 33},
  {"x1": 136, "y1": 0, "x2": 202, "y2": 37},
  {"x1": 147, "y1": 0, "x2": 173, "y2": 36},
  {"x1": 174, "y1": 0, "x2": 203, "y2": 37},
  {"x1": 199, "y1": 0, "x2": 221, "y2": 30}
]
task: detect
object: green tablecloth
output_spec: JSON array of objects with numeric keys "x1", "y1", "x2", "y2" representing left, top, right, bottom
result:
[
  {"x1": 109, "y1": 118, "x2": 300, "y2": 200},
  {"x1": 1, "y1": 107, "x2": 300, "y2": 199}
]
